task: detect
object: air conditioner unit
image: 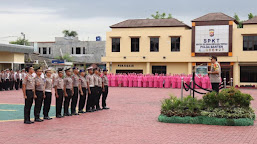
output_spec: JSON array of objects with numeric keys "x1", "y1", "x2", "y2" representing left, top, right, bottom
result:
[{"x1": 34, "y1": 60, "x2": 39, "y2": 64}]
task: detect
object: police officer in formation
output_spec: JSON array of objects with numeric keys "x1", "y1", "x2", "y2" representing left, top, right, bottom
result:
[
  {"x1": 54, "y1": 69, "x2": 64, "y2": 118},
  {"x1": 44, "y1": 69, "x2": 53, "y2": 120},
  {"x1": 22, "y1": 67, "x2": 35, "y2": 124},
  {"x1": 0, "y1": 68, "x2": 25, "y2": 91},
  {"x1": 63, "y1": 68, "x2": 73, "y2": 116},
  {"x1": 71, "y1": 67, "x2": 80, "y2": 115},
  {"x1": 18, "y1": 66, "x2": 110, "y2": 124},
  {"x1": 78, "y1": 69, "x2": 87, "y2": 113}
]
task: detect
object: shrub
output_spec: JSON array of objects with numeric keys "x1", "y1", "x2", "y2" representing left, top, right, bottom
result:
[
  {"x1": 202, "y1": 91, "x2": 219, "y2": 108},
  {"x1": 218, "y1": 87, "x2": 253, "y2": 108},
  {"x1": 201, "y1": 107, "x2": 255, "y2": 119}
]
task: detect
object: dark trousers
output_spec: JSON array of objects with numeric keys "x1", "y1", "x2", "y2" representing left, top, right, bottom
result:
[
  {"x1": 24, "y1": 90, "x2": 34, "y2": 122},
  {"x1": 79, "y1": 88, "x2": 87, "y2": 111},
  {"x1": 95, "y1": 87, "x2": 102, "y2": 109},
  {"x1": 5, "y1": 79, "x2": 9, "y2": 90},
  {"x1": 64, "y1": 89, "x2": 72, "y2": 114},
  {"x1": 211, "y1": 83, "x2": 220, "y2": 93},
  {"x1": 43, "y1": 92, "x2": 52, "y2": 117},
  {"x1": 15, "y1": 79, "x2": 20, "y2": 90},
  {"x1": 56, "y1": 89, "x2": 64, "y2": 116},
  {"x1": 0, "y1": 80, "x2": 2, "y2": 91},
  {"x1": 93, "y1": 86, "x2": 99, "y2": 109},
  {"x1": 71, "y1": 87, "x2": 78, "y2": 114},
  {"x1": 102, "y1": 86, "x2": 108, "y2": 108},
  {"x1": 10, "y1": 80, "x2": 14, "y2": 90},
  {"x1": 20, "y1": 80, "x2": 23, "y2": 88},
  {"x1": 34, "y1": 91, "x2": 44, "y2": 119},
  {"x1": 86, "y1": 87, "x2": 95, "y2": 111}
]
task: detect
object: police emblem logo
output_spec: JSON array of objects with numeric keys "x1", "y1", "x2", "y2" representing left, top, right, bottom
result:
[{"x1": 209, "y1": 29, "x2": 214, "y2": 37}]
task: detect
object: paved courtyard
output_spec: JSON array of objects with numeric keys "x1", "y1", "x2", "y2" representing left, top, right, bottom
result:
[{"x1": 0, "y1": 88, "x2": 257, "y2": 144}]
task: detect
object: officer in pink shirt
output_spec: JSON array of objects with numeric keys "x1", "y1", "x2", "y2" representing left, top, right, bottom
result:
[
  {"x1": 159, "y1": 74, "x2": 164, "y2": 88},
  {"x1": 128, "y1": 74, "x2": 133, "y2": 87},
  {"x1": 138, "y1": 74, "x2": 142, "y2": 87},
  {"x1": 153, "y1": 74, "x2": 158, "y2": 88},
  {"x1": 133, "y1": 74, "x2": 138, "y2": 87},
  {"x1": 164, "y1": 75, "x2": 170, "y2": 88},
  {"x1": 123, "y1": 74, "x2": 128, "y2": 87},
  {"x1": 143, "y1": 75, "x2": 147, "y2": 88},
  {"x1": 117, "y1": 74, "x2": 122, "y2": 87}
]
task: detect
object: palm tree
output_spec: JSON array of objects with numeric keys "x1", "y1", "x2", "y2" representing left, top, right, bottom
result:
[{"x1": 62, "y1": 30, "x2": 78, "y2": 37}]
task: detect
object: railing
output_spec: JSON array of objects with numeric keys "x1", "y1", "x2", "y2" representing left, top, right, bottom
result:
[{"x1": 180, "y1": 72, "x2": 233, "y2": 99}]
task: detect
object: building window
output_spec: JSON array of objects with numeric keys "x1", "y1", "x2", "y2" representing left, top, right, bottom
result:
[
  {"x1": 112, "y1": 38, "x2": 120, "y2": 52},
  {"x1": 43, "y1": 47, "x2": 47, "y2": 54},
  {"x1": 150, "y1": 38, "x2": 159, "y2": 52},
  {"x1": 38, "y1": 47, "x2": 41, "y2": 54},
  {"x1": 76, "y1": 47, "x2": 81, "y2": 54},
  {"x1": 243, "y1": 36, "x2": 257, "y2": 51},
  {"x1": 171, "y1": 37, "x2": 180, "y2": 51},
  {"x1": 83, "y1": 47, "x2": 86, "y2": 54},
  {"x1": 131, "y1": 38, "x2": 139, "y2": 52},
  {"x1": 49, "y1": 47, "x2": 51, "y2": 54},
  {"x1": 72, "y1": 47, "x2": 74, "y2": 54},
  {"x1": 152, "y1": 66, "x2": 166, "y2": 74},
  {"x1": 240, "y1": 66, "x2": 257, "y2": 82}
]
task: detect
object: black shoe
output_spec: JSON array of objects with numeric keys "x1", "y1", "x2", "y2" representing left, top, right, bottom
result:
[
  {"x1": 103, "y1": 107, "x2": 110, "y2": 110},
  {"x1": 78, "y1": 111, "x2": 84, "y2": 113},
  {"x1": 86, "y1": 110, "x2": 93, "y2": 112},
  {"x1": 44, "y1": 117, "x2": 53, "y2": 120},
  {"x1": 24, "y1": 121, "x2": 33, "y2": 124},
  {"x1": 92, "y1": 109, "x2": 96, "y2": 112},
  {"x1": 56, "y1": 115, "x2": 62, "y2": 118},
  {"x1": 64, "y1": 113, "x2": 69, "y2": 116},
  {"x1": 96, "y1": 108, "x2": 101, "y2": 111},
  {"x1": 35, "y1": 118, "x2": 44, "y2": 122},
  {"x1": 72, "y1": 113, "x2": 79, "y2": 115}
]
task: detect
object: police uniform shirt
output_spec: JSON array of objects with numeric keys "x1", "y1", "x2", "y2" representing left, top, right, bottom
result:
[
  {"x1": 86, "y1": 74, "x2": 94, "y2": 87},
  {"x1": 45, "y1": 77, "x2": 53, "y2": 92},
  {"x1": 72, "y1": 74, "x2": 80, "y2": 87},
  {"x1": 97, "y1": 75, "x2": 102, "y2": 87},
  {"x1": 64, "y1": 76, "x2": 73, "y2": 89},
  {"x1": 210, "y1": 62, "x2": 221, "y2": 83},
  {"x1": 93, "y1": 74, "x2": 99, "y2": 86},
  {"x1": 0, "y1": 73, "x2": 2, "y2": 81},
  {"x1": 80, "y1": 76, "x2": 87, "y2": 88},
  {"x1": 1, "y1": 73, "x2": 5, "y2": 80},
  {"x1": 5, "y1": 73, "x2": 10, "y2": 80},
  {"x1": 54, "y1": 77, "x2": 64, "y2": 90},
  {"x1": 35, "y1": 76, "x2": 44, "y2": 91},
  {"x1": 23, "y1": 74, "x2": 35, "y2": 90},
  {"x1": 10, "y1": 73, "x2": 14, "y2": 81},
  {"x1": 102, "y1": 75, "x2": 109, "y2": 86}
]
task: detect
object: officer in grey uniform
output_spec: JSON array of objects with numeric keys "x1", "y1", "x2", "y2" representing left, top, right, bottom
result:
[
  {"x1": 86, "y1": 67, "x2": 94, "y2": 112},
  {"x1": 54, "y1": 69, "x2": 64, "y2": 118},
  {"x1": 63, "y1": 68, "x2": 73, "y2": 116},
  {"x1": 22, "y1": 66, "x2": 35, "y2": 124},
  {"x1": 92, "y1": 68, "x2": 99, "y2": 111},
  {"x1": 78, "y1": 69, "x2": 87, "y2": 113},
  {"x1": 71, "y1": 67, "x2": 80, "y2": 115},
  {"x1": 102, "y1": 69, "x2": 110, "y2": 109},
  {"x1": 34, "y1": 68, "x2": 45, "y2": 122},
  {"x1": 96, "y1": 70, "x2": 103, "y2": 110},
  {"x1": 43, "y1": 69, "x2": 53, "y2": 120},
  {"x1": 5, "y1": 69, "x2": 10, "y2": 90},
  {"x1": 10, "y1": 69, "x2": 14, "y2": 90}
]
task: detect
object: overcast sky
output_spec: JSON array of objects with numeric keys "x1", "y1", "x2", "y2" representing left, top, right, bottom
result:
[{"x1": 0, "y1": 0, "x2": 256, "y2": 43}]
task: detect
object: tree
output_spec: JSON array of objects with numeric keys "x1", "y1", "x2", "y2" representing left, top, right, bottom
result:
[
  {"x1": 234, "y1": 13, "x2": 243, "y2": 28},
  {"x1": 151, "y1": 11, "x2": 172, "y2": 19},
  {"x1": 9, "y1": 37, "x2": 29, "y2": 45},
  {"x1": 248, "y1": 13, "x2": 254, "y2": 19},
  {"x1": 62, "y1": 30, "x2": 78, "y2": 37},
  {"x1": 55, "y1": 53, "x2": 73, "y2": 62}
]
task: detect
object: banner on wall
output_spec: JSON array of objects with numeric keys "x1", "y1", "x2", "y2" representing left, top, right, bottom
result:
[{"x1": 195, "y1": 25, "x2": 229, "y2": 53}]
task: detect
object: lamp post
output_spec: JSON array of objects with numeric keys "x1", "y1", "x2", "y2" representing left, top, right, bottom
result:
[{"x1": 21, "y1": 32, "x2": 25, "y2": 45}]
